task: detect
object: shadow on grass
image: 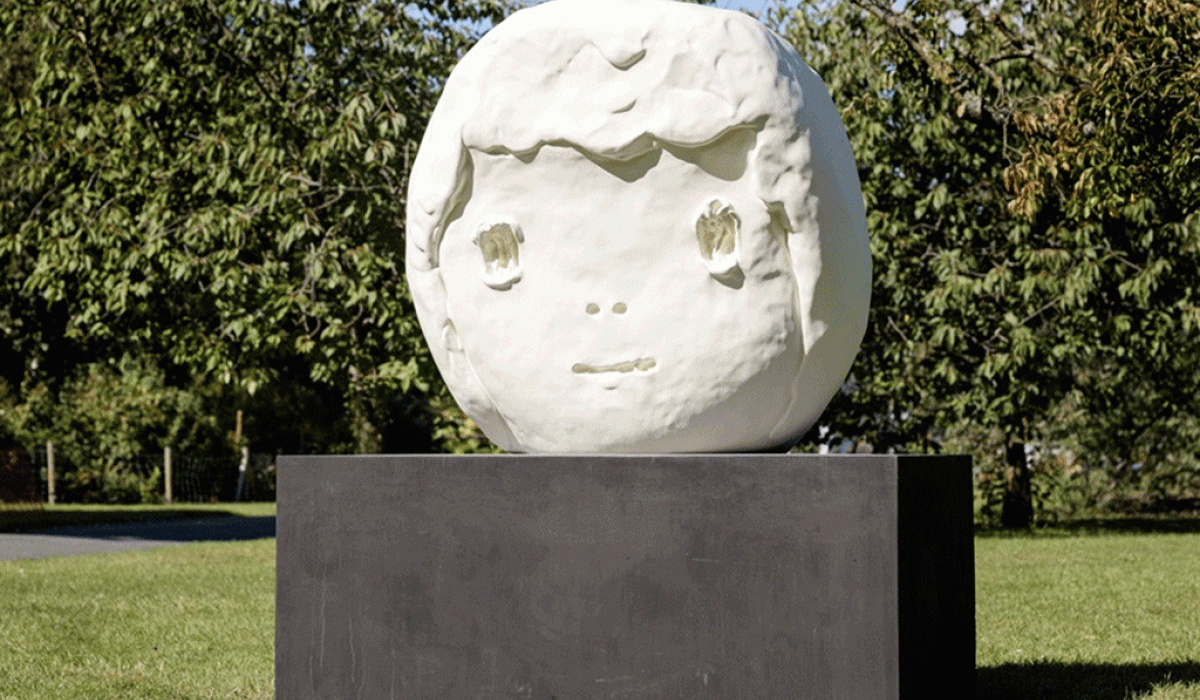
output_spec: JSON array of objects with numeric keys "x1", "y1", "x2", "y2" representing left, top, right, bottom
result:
[
  {"x1": 976, "y1": 516, "x2": 1200, "y2": 538},
  {"x1": 0, "y1": 507, "x2": 271, "y2": 536},
  {"x1": 979, "y1": 661, "x2": 1200, "y2": 699}
]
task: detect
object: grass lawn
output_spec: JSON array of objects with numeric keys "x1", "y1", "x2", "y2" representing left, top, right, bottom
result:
[
  {"x1": 0, "y1": 508, "x2": 275, "y2": 700},
  {"x1": 1, "y1": 505, "x2": 1197, "y2": 699},
  {"x1": 977, "y1": 525, "x2": 1200, "y2": 699}
]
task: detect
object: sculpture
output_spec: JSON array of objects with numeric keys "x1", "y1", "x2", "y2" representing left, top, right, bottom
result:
[{"x1": 405, "y1": 0, "x2": 870, "y2": 453}]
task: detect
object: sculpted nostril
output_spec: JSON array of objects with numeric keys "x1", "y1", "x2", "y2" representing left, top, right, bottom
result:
[
  {"x1": 612, "y1": 302, "x2": 628, "y2": 314},
  {"x1": 586, "y1": 303, "x2": 600, "y2": 315}
]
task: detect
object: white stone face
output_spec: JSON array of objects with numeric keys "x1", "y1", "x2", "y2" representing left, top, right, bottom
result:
[{"x1": 406, "y1": 0, "x2": 871, "y2": 453}]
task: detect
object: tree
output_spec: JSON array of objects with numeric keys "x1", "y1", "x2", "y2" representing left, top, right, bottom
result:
[
  {"x1": 776, "y1": 0, "x2": 1200, "y2": 525},
  {"x1": 1004, "y1": 0, "x2": 1200, "y2": 508},
  {"x1": 0, "y1": 0, "x2": 509, "y2": 453},
  {"x1": 4, "y1": 355, "x2": 223, "y2": 503},
  {"x1": 776, "y1": 0, "x2": 1081, "y2": 526}
]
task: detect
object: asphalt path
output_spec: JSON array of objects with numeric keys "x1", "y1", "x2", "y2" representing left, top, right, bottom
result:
[{"x1": 0, "y1": 516, "x2": 276, "y2": 561}]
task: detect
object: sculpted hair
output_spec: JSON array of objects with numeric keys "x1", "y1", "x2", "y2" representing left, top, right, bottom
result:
[{"x1": 405, "y1": 0, "x2": 847, "y2": 273}]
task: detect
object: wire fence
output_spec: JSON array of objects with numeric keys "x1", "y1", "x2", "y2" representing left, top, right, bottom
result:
[
  {"x1": 165, "y1": 452, "x2": 277, "y2": 503},
  {"x1": 13, "y1": 448, "x2": 277, "y2": 504}
]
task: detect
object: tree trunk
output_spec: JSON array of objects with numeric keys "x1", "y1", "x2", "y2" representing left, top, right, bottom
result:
[
  {"x1": 348, "y1": 366, "x2": 383, "y2": 454},
  {"x1": 1000, "y1": 439, "x2": 1033, "y2": 528}
]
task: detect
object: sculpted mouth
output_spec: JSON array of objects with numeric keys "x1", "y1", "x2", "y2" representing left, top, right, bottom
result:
[{"x1": 572, "y1": 358, "x2": 657, "y2": 374}]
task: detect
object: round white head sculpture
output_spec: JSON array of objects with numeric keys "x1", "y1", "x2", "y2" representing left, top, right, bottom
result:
[{"x1": 406, "y1": 0, "x2": 870, "y2": 453}]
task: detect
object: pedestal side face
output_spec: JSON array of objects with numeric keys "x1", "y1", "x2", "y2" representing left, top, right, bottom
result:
[
  {"x1": 276, "y1": 455, "x2": 903, "y2": 699},
  {"x1": 897, "y1": 454, "x2": 976, "y2": 696}
]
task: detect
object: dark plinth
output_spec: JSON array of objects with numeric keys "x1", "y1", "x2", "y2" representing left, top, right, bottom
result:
[{"x1": 276, "y1": 454, "x2": 973, "y2": 699}]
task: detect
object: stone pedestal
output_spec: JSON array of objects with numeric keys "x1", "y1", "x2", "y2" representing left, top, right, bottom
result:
[{"x1": 276, "y1": 454, "x2": 973, "y2": 699}]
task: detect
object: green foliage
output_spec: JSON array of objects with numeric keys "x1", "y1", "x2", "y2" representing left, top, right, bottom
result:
[
  {"x1": 1003, "y1": 0, "x2": 1200, "y2": 503},
  {"x1": 778, "y1": 0, "x2": 1079, "y2": 462},
  {"x1": 0, "y1": 0, "x2": 509, "y2": 455},
  {"x1": 428, "y1": 394, "x2": 502, "y2": 454},
  {"x1": 5, "y1": 355, "x2": 221, "y2": 503},
  {"x1": 775, "y1": 0, "x2": 1200, "y2": 525}
]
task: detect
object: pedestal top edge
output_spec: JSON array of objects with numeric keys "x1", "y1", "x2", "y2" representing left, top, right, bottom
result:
[{"x1": 276, "y1": 453, "x2": 969, "y2": 464}]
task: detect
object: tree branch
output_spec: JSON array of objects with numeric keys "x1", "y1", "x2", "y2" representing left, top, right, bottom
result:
[{"x1": 849, "y1": 0, "x2": 1004, "y2": 130}]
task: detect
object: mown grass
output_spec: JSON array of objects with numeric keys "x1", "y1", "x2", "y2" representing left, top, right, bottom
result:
[
  {"x1": 0, "y1": 521, "x2": 274, "y2": 700},
  {"x1": 976, "y1": 527, "x2": 1200, "y2": 699},
  {"x1": 1, "y1": 506, "x2": 1197, "y2": 699}
]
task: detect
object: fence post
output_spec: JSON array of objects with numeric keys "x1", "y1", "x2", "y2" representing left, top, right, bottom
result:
[
  {"x1": 233, "y1": 409, "x2": 247, "y2": 501},
  {"x1": 235, "y1": 447, "x2": 249, "y2": 502},
  {"x1": 163, "y1": 446, "x2": 173, "y2": 504},
  {"x1": 46, "y1": 441, "x2": 55, "y2": 505}
]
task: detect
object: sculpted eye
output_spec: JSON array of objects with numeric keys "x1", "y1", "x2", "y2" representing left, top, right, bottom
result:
[
  {"x1": 473, "y1": 218, "x2": 523, "y2": 290},
  {"x1": 696, "y1": 198, "x2": 741, "y2": 279}
]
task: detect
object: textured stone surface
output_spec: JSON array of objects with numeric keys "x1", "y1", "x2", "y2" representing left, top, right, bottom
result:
[
  {"x1": 405, "y1": 0, "x2": 871, "y2": 452},
  {"x1": 276, "y1": 454, "x2": 974, "y2": 699}
]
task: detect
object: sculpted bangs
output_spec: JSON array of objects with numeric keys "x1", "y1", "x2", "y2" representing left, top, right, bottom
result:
[{"x1": 406, "y1": 0, "x2": 824, "y2": 272}]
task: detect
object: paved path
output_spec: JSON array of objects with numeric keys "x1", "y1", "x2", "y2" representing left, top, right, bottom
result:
[{"x1": 0, "y1": 516, "x2": 276, "y2": 561}]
